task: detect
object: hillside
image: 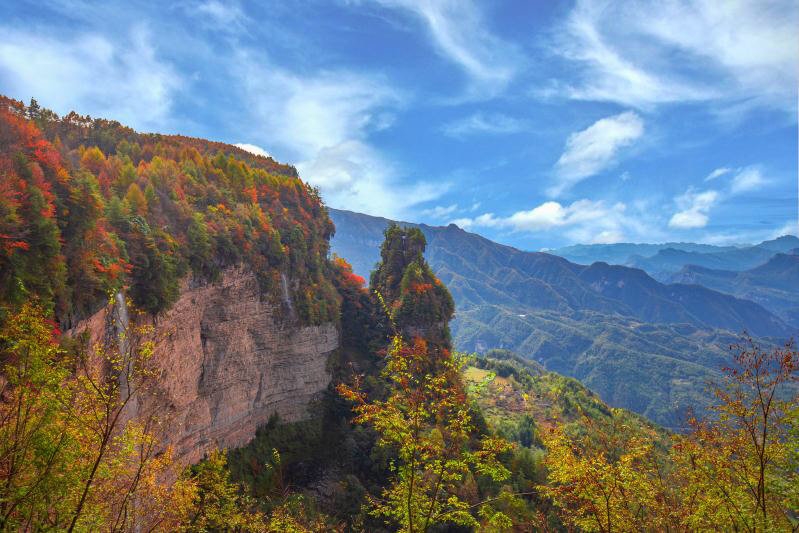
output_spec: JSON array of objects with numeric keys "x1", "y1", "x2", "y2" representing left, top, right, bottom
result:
[
  {"x1": 0, "y1": 96, "x2": 350, "y2": 467},
  {"x1": 329, "y1": 208, "x2": 796, "y2": 426},
  {"x1": 464, "y1": 350, "x2": 661, "y2": 441}
]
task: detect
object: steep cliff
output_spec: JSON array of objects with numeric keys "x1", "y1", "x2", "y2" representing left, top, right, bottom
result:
[
  {"x1": 74, "y1": 267, "x2": 339, "y2": 465},
  {"x1": 0, "y1": 97, "x2": 346, "y2": 467}
]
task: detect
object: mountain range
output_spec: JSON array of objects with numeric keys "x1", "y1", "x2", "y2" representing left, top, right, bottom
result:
[
  {"x1": 329, "y1": 208, "x2": 798, "y2": 427},
  {"x1": 668, "y1": 250, "x2": 799, "y2": 327},
  {"x1": 552, "y1": 236, "x2": 799, "y2": 280}
]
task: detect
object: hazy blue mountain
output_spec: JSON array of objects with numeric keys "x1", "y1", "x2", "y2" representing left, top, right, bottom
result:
[
  {"x1": 329, "y1": 208, "x2": 796, "y2": 427},
  {"x1": 627, "y1": 236, "x2": 799, "y2": 280},
  {"x1": 668, "y1": 250, "x2": 799, "y2": 327},
  {"x1": 551, "y1": 242, "x2": 738, "y2": 266},
  {"x1": 550, "y1": 236, "x2": 799, "y2": 281}
]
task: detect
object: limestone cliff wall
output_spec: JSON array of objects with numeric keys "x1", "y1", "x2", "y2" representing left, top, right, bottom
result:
[{"x1": 74, "y1": 267, "x2": 339, "y2": 465}]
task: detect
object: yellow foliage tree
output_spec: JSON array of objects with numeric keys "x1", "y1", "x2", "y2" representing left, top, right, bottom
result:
[{"x1": 542, "y1": 339, "x2": 798, "y2": 532}]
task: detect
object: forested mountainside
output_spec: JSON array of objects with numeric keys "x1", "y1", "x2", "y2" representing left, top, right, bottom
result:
[
  {"x1": 0, "y1": 95, "x2": 339, "y2": 329},
  {"x1": 328, "y1": 209, "x2": 790, "y2": 337},
  {"x1": 0, "y1": 96, "x2": 347, "y2": 528},
  {"x1": 228, "y1": 225, "x2": 673, "y2": 530},
  {"x1": 329, "y1": 208, "x2": 797, "y2": 426},
  {"x1": 551, "y1": 235, "x2": 799, "y2": 273},
  {"x1": 1, "y1": 99, "x2": 796, "y2": 531}
]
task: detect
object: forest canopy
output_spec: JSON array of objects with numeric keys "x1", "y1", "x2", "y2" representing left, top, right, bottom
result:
[{"x1": 0, "y1": 96, "x2": 339, "y2": 327}]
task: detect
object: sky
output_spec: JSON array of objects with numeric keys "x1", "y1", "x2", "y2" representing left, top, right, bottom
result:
[{"x1": 1, "y1": 0, "x2": 797, "y2": 251}]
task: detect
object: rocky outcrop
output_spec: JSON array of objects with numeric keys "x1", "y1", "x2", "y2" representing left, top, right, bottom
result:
[{"x1": 74, "y1": 267, "x2": 339, "y2": 465}]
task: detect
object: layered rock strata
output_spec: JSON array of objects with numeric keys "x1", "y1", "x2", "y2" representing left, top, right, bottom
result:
[{"x1": 74, "y1": 267, "x2": 338, "y2": 465}]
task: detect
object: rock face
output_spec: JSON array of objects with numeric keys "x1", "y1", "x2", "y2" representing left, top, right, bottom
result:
[{"x1": 75, "y1": 267, "x2": 339, "y2": 465}]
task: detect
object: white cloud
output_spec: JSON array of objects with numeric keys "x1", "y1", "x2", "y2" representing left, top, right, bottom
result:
[
  {"x1": 700, "y1": 223, "x2": 798, "y2": 246},
  {"x1": 705, "y1": 167, "x2": 732, "y2": 181},
  {"x1": 234, "y1": 143, "x2": 271, "y2": 158},
  {"x1": 452, "y1": 198, "x2": 656, "y2": 244},
  {"x1": 730, "y1": 166, "x2": 766, "y2": 193},
  {"x1": 442, "y1": 112, "x2": 526, "y2": 138},
  {"x1": 0, "y1": 26, "x2": 180, "y2": 131},
  {"x1": 668, "y1": 189, "x2": 719, "y2": 229},
  {"x1": 238, "y1": 53, "x2": 445, "y2": 218},
  {"x1": 295, "y1": 140, "x2": 449, "y2": 216},
  {"x1": 241, "y1": 65, "x2": 402, "y2": 158},
  {"x1": 668, "y1": 165, "x2": 770, "y2": 231},
  {"x1": 702, "y1": 165, "x2": 767, "y2": 191},
  {"x1": 551, "y1": 111, "x2": 644, "y2": 196},
  {"x1": 551, "y1": 0, "x2": 798, "y2": 113},
  {"x1": 449, "y1": 218, "x2": 472, "y2": 228},
  {"x1": 363, "y1": 0, "x2": 518, "y2": 96},
  {"x1": 420, "y1": 204, "x2": 459, "y2": 219}
]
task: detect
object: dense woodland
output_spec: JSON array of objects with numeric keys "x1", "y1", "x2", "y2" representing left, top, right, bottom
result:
[
  {"x1": 0, "y1": 100, "x2": 797, "y2": 531},
  {"x1": 0, "y1": 96, "x2": 338, "y2": 327}
]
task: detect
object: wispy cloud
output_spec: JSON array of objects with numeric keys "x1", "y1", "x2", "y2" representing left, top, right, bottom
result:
[
  {"x1": 420, "y1": 204, "x2": 459, "y2": 219},
  {"x1": 196, "y1": 1, "x2": 246, "y2": 25},
  {"x1": 668, "y1": 189, "x2": 719, "y2": 229},
  {"x1": 771, "y1": 220, "x2": 799, "y2": 239},
  {"x1": 240, "y1": 62, "x2": 402, "y2": 158},
  {"x1": 442, "y1": 112, "x2": 526, "y2": 138},
  {"x1": 705, "y1": 167, "x2": 732, "y2": 181},
  {"x1": 363, "y1": 0, "x2": 519, "y2": 97},
  {"x1": 669, "y1": 165, "x2": 772, "y2": 230},
  {"x1": 452, "y1": 198, "x2": 657, "y2": 244},
  {"x1": 730, "y1": 166, "x2": 766, "y2": 193},
  {"x1": 237, "y1": 52, "x2": 446, "y2": 218},
  {"x1": 0, "y1": 25, "x2": 180, "y2": 130},
  {"x1": 551, "y1": 111, "x2": 644, "y2": 196},
  {"x1": 704, "y1": 165, "x2": 767, "y2": 190},
  {"x1": 550, "y1": 0, "x2": 798, "y2": 113}
]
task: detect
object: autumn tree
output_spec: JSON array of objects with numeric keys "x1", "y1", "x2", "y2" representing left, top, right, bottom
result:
[
  {"x1": 339, "y1": 336, "x2": 514, "y2": 532},
  {"x1": 543, "y1": 338, "x2": 799, "y2": 532},
  {"x1": 340, "y1": 225, "x2": 516, "y2": 531},
  {"x1": 64, "y1": 295, "x2": 162, "y2": 532},
  {"x1": 0, "y1": 302, "x2": 79, "y2": 528},
  {"x1": 0, "y1": 301, "x2": 195, "y2": 531},
  {"x1": 183, "y1": 449, "x2": 265, "y2": 532},
  {"x1": 671, "y1": 338, "x2": 798, "y2": 531},
  {"x1": 541, "y1": 412, "x2": 677, "y2": 532}
]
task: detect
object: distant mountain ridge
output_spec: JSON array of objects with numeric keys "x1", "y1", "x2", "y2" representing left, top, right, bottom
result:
[
  {"x1": 668, "y1": 250, "x2": 799, "y2": 327},
  {"x1": 626, "y1": 236, "x2": 799, "y2": 279},
  {"x1": 329, "y1": 209, "x2": 791, "y2": 337},
  {"x1": 328, "y1": 208, "x2": 797, "y2": 427},
  {"x1": 551, "y1": 241, "x2": 739, "y2": 266},
  {"x1": 551, "y1": 236, "x2": 799, "y2": 277}
]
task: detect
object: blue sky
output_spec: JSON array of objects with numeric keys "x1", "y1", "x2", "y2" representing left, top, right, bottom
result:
[{"x1": 1, "y1": 0, "x2": 796, "y2": 250}]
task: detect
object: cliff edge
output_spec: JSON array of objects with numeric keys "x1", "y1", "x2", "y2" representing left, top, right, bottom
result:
[{"x1": 74, "y1": 267, "x2": 338, "y2": 465}]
